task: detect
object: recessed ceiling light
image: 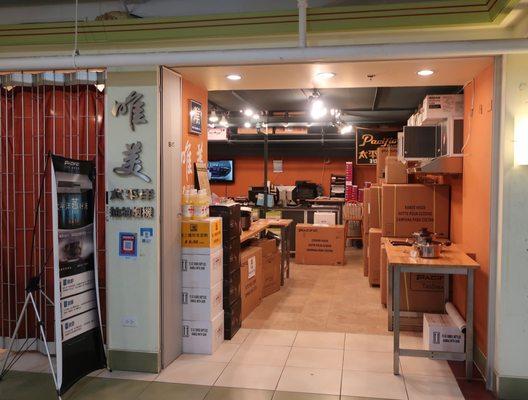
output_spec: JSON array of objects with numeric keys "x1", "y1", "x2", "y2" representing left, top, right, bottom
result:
[
  {"x1": 315, "y1": 72, "x2": 336, "y2": 80},
  {"x1": 417, "y1": 69, "x2": 435, "y2": 77},
  {"x1": 244, "y1": 121, "x2": 251, "y2": 128},
  {"x1": 243, "y1": 108, "x2": 254, "y2": 117},
  {"x1": 226, "y1": 74, "x2": 242, "y2": 81}
]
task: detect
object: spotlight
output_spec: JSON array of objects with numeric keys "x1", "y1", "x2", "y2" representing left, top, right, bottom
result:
[
  {"x1": 219, "y1": 115, "x2": 229, "y2": 127},
  {"x1": 417, "y1": 69, "x2": 434, "y2": 77},
  {"x1": 311, "y1": 99, "x2": 327, "y2": 119},
  {"x1": 226, "y1": 74, "x2": 242, "y2": 81},
  {"x1": 244, "y1": 121, "x2": 251, "y2": 128},
  {"x1": 252, "y1": 114, "x2": 260, "y2": 121},
  {"x1": 340, "y1": 124, "x2": 353, "y2": 134},
  {"x1": 209, "y1": 109, "x2": 219, "y2": 123},
  {"x1": 244, "y1": 108, "x2": 254, "y2": 117}
]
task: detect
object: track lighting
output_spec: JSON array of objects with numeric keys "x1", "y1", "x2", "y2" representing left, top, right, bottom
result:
[{"x1": 209, "y1": 109, "x2": 219, "y2": 123}]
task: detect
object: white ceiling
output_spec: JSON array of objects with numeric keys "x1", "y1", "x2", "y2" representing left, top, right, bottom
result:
[{"x1": 175, "y1": 56, "x2": 493, "y2": 91}]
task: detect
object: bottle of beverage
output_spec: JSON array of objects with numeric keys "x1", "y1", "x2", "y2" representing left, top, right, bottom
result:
[
  {"x1": 193, "y1": 189, "x2": 209, "y2": 220},
  {"x1": 182, "y1": 188, "x2": 194, "y2": 220}
]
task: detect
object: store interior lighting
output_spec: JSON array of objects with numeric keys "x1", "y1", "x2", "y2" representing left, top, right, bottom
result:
[
  {"x1": 244, "y1": 108, "x2": 254, "y2": 117},
  {"x1": 244, "y1": 121, "x2": 251, "y2": 128},
  {"x1": 417, "y1": 69, "x2": 435, "y2": 76},
  {"x1": 226, "y1": 74, "x2": 242, "y2": 81},
  {"x1": 209, "y1": 109, "x2": 219, "y2": 123},
  {"x1": 315, "y1": 72, "x2": 336, "y2": 80},
  {"x1": 219, "y1": 115, "x2": 229, "y2": 127},
  {"x1": 339, "y1": 124, "x2": 353, "y2": 134},
  {"x1": 310, "y1": 96, "x2": 327, "y2": 119}
]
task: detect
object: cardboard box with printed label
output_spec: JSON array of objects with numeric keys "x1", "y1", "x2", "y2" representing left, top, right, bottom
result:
[
  {"x1": 240, "y1": 246, "x2": 263, "y2": 320},
  {"x1": 295, "y1": 224, "x2": 345, "y2": 266},
  {"x1": 182, "y1": 281, "x2": 223, "y2": 321},
  {"x1": 367, "y1": 186, "x2": 382, "y2": 229},
  {"x1": 314, "y1": 212, "x2": 336, "y2": 226},
  {"x1": 368, "y1": 228, "x2": 382, "y2": 286},
  {"x1": 181, "y1": 217, "x2": 223, "y2": 252},
  {"x1": 249, "y1": 239, "x2": 281, "y2": 297},
  {"x1": 182, "y1": 311, "x2": 224, "y2": 354},
  {"x1": 376, "y1": 146, "x2": 397, "y2": 181},
  {"x1": 181, "y1": 248, "x2": 223, "y2": 288},
  {"x1": 423, "y1": 313, "x2": 464, "y2": 352},
  {"x1": 210, "y1": 203, "x2": 241, "y2": 240},
  {"x1": 362, "y1": 188, "x2": 370, "y2": 235},
  {"x1": 362, "y1": 232, "x2": 369, "y2": 277},
  {"x1": 380, "y1": 242, "x2": 388, "y2": 306},
  {"x1": 384, "y1": 156, "x2": 408, "y2": 184},
  {"x1": 381, "y1": 184, "x2": 450, "y2": 238}
]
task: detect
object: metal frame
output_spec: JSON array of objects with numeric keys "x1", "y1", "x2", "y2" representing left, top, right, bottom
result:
[{"x1": 389, "y1": 264, "x2": 475, "y2": 380}]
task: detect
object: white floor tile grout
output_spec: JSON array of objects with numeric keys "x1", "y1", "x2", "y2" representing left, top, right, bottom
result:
[{"x1": 273, "y1": 329, "x2": 298, "y2": 392}]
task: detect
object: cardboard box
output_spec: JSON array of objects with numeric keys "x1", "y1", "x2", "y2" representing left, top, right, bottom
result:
[
  {"x1": 362, "y1": 188, "x2": 370, "y2": 235},
  {"x1": 182, "y1": 311, "x2": 224, "y2": 354},
  {"x1": 381, "y1": 184, "x2": 450, "y2": 238},
  {"x1": 223, "y1": 268, "x2": 241, "y2": 307},
  {"x1": 210, "y1": 204, "x2": 241, "y2": 240},
  {"x1": 362, "y1": 232, "x2": 369, "y2": 277},
  {"x1": 181, "y1": 248, "x2": 223, "y2": 288},
  {"x1": 367, "y1": 186, "x2": 382, "y2": 229},
  {"x1": 380, "y1": 243, "x2": 387, "y2": 306},
  {"x1": 224, "y1": 298, "x2": 242, "y2": 340},
  {"x1": 223, "y1": 237, "x2": 241, "y2": 276},
  {"x1": 401, "y1": 273, "x2": 445, "y2": 312},
  {"x1": 423, "y1": 313, "x2": 464, "y2": 353},
  {"x1": 295, "y1": 224, "x2": 345, "y2": 266},
  {"x1": 240, "y1": 246, "x2": 263, "y2": 320},
  {"x1": 376, "y1": 146, "x2": 397, "y2": 181},
  {"x1": 314, "y1": 212, "x2": 336, "y2": 226},
  {"x1": 182, "y1": 217, "x2": 222, "y2": 251},
  {"x1": 248, "y1": 238, "x2": 278, "y2": 257},
  {"x1": 262, "y1": 251, "x2": 281, "y2": 297},
  {"x1": 182, "y1": 281, "x2": 223, "y2": 320},
  {"x1": 384, "y1": 156, "x2": 408, "y2": 184},
  {"x1": 368, "y1": 228, "x2": 382, "y2": 286}
]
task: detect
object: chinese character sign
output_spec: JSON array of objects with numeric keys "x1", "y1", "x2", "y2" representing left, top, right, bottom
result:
[
  {"x1": 355, "y1": 128, "x2": 398, "y2": 165},
  {"x1": 112, "y1": 91, "x2": 147, "y2": 131},
  {"x1": 113, "y1": 141, "x2": 152, "y2": 183}
]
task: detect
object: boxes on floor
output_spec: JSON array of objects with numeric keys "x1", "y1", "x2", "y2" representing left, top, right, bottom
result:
[
  {"x1": 249, "y1": 238, "x2": 281, "y2": 297},
  {"x1": 223, "y1": 237, "x2": 241, "y2": 276},
  {"x1": 380, "y1": 243, "x2": 387, "y2": 306},
  {"x1": 367, "y1": 186, "x2": 382, "y2": 229},
  {"x1": 362, "y1": 188, "x2": 370, "y2": 236},
  {"x1": 384, "y1": 156, "x2": 408, "y2": 184},
  {"x1": 368, "y1": 228, "x2": 382, "y2": 286},
  {"x1": 224, "y1": 298, "x2": 242, "y2": 340},
  {"x1": 240, "y1": 246, "x2": 263, "y2": 320},
  {"x1": 376, "y1": 146, "x2": 397, "y2": 181},
  {"x1": 210, "y1": 203, "x2": 241, "y2": 240},
  {"x1": 362, "y1": 232, "x2": 369, "y2": 277},
  {"x1": 423, "y1": 313, "x2": 464, "y2": 353},
  {"x1": 181, "y1": 248, "x2": 223, "y2": 288},
  {"x1": 314, "y1": 211, "x2": 336, "y2": 226},
  {"x1": 182, "y1": 282, "x2": 223, "y2": 320},
  {"x1": 295, "y1": 224, "x2": 345, "y2": 266},
  {"x1": 381, "y1": 184, "x2": 450, "y2": 238},
  {"x1": 182, "y1": 311, "x2": 224, "y2": 354},
  {"x1": 223, "y1": 268, "x2": 241, "y2": 307},
  {"x1": 181, "y1": 217, "x2": 222, "y2": 251}
]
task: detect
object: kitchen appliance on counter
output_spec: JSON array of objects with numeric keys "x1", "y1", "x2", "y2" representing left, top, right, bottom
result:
[
  {"x1": 411, "y1": 227, "x2": 451, "y2": 258},
  {"x1": 240, "y1": 207, "x2": 252, "y2": 231}
]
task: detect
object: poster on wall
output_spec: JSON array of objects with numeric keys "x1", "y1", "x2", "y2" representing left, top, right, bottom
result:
[
  {"x1": 50, "y1": 154, "x2": 106, "y2": 395},
  {"x1": 355, "y1": 128, "x2": 398, "y2": 165},
  {"x1": 189, "y1": 100, "x2": 202, "y2": 135}
]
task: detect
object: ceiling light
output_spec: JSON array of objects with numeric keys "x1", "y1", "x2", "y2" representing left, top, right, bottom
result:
[
  {"x1": 226, "y1": 74, "x2": 242, "y2": 81},
  {"x1": 219, "y1": 115, "x2": 229, "y2": 127},
  {"x1": 244, "y1": 108, "x2": 254, "y2": 117},
  {"x1": 315, "y1": 72, "x2": 336, "y2": 80},
  {"x1": 95, "y1": 83, "x2": 105, "y2": 92},
  {"x1": 311, "y1": 99, "x2": 327, "y2": 119},
  {"x1": 252, "y1": 114, "x2": 260, "y2": 121},
  {"x1": 244, "y1": 121, "x2": 251, "y2": 128},
  {"x1": 340, "y1": 124, "x2": 353, "y2": 134},
  {"x1": 417, "y1": 69, "x2": 435, "y2": 77},
  {"x1": 209, "y1": 109, "x2": 219, "y2": 123}
]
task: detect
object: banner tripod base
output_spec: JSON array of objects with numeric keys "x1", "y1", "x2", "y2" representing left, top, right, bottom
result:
[{"x1": 0, "y1": 276, "x2": 61, "y2": 399}]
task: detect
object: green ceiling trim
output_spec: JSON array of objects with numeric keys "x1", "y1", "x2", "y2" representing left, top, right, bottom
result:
[{"x1": 0, "y1": 0, "x2": 520, "y2": 49}]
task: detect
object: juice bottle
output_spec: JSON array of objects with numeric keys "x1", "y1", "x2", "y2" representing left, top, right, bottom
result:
[
  {"x1": 193, "y1": 189, "x2": 209, "y2": 220},
  {"x1": 182, "y1": 188, "x2": 194, "y2": 220}
]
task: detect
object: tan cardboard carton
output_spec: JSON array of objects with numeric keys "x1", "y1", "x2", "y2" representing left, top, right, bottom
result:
[
  {"x1": 381, "y1": 184, "x2": 450, "y2": 238},
  {"x1": 384, "y1": 156, "x2": 408, "y2": 184},
  {"x1": 368, "y1": 186, "x2": 382, "y2": 229},
  {"x1": 362, "y1": 232, "x2": 369, "y2": 277},
  {"x1": 248, "y1": 238, "x2": 278, "y2": 257},
  {"x1": 376, "y1": 146, "x2": 397, "y2": 181},
  {"x1": 295, "y1": 224, "x2": 345, "y2": 266},
  {"x1": 380, "y1": 243, "x2": 388, "y2": 306},
  {"x1": 240, "y1": 246, "x2": 263, "y2": 319},
  {"x1": 368, "y1": 228, "x2": 382, "y2": 286},
  {"x1": 262, "y1": 252, "x2": 281, "y2": 297},
  {"x1": 362, "y1": 188, "x2": 370, "y2": 235}
]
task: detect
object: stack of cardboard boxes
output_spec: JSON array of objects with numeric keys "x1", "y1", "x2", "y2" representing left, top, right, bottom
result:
[
  {"x1": 181, "y1": 217, "x2": 224, "y2": 354},
  {"x1": 210, "y1": 204, "x2": 242, "y2": 340},
  {"x1": 240, "y1": 245, "x2": 262, "y2": 319},
  {"x1": 295, "y1": 224, "x2": 346, "y2": 266},
  {"x1": 362, "y1": 146, "x2": 450, "y2": 330},
  {"x1": 249, "y1": 238, "x2": 281, "y2": 297}
]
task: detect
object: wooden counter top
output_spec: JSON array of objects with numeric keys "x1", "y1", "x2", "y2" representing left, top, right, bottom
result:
[
  {"x1": 383, "y1": 238, "x2": 479, "y2": 270},
  {"x1": 240, "y1": 218, "x2": 294, "y2": 243}
]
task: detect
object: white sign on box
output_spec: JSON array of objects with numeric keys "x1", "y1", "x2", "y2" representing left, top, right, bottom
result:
[
  {"x1": 423, "y1": 313, "x2": 464, "y2": 353},
  {"x1": 182, "y1": 282, "x2": 223, "y2": 321},
  {"x1": 181, "y1": 248, "x2": 223, "y2": 288},
  {"x1": 182, "y1": 311, "x2": 224, "y2": 354},
  {"x1": 248, "y1": 256, "x2": 256, "y2": 279}
]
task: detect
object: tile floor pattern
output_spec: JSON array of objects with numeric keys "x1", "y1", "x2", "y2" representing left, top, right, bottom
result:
[
  {"x1": 0, "y1": 329, "x2": 473, "y2": 400},
  {"x1": 243, "y1": 250, "x2": 389, "y2": 334}
]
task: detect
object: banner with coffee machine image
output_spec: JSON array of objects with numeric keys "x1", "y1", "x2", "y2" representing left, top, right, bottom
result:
[{"x1": 51, "y1": 154, "x2": 106, "y2": 395}]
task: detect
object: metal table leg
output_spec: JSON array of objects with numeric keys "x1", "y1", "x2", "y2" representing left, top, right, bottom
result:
[
  {"x1": 388, "y1": 265, "x2": 394, "y2": 331},
  {"x1": 393, "y1": 265, "x2": 401, "y2": 375},
  {"x1": 466, "y1": 269, "x2": 474, "y2": 380},
  {"x1": 286, "y1": 225, "x2": 291, "y2": 278},
  {"x1": 280, "y1": 226, "x2": 286, "y2": 286}
]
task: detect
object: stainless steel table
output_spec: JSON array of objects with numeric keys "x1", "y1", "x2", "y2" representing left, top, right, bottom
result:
[{"x1": 385, "y1": 239, "x2": 479, "y2": 380}]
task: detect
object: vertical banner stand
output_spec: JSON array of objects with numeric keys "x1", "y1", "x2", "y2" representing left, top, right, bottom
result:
[{"x1": 0, "y1": 153, "x2": 63, "y2": 399}]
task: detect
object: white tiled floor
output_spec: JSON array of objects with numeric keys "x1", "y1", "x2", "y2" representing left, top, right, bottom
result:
[{"x1": 1, "y1": 329, "x2": 464, "y2": 399}]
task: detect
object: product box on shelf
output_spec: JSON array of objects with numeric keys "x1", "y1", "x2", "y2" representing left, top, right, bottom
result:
[
  {"x1": 240, "y1": 246, "x2": 263, "y2": 320},
  {"x1": 224, "y1": 298, "x2": 242, "y2": 340},
  {"x1": 181, "y1": 247, "x2": 223, "y2": 288},
  {"x1": 182, "y1": 281, "x2": 223, "y2": 321},
  {"x1": 223, "y1": 236, "x2": 241, "y2": 276},
  {"x1": 367, "y1": 185, "x2": 382, "y2": 229},
  {"x1": 181, "y1": 217, "x2": 222, "y2": 251},
  {"x1": 381, "y1": 184, "x2": 450, "y2": 238},
  {"x1": 363, "y1": 188, "x2": 370, "y2": 235},
  {"x1": 223, "y1": 268, "x2": 241, "y2": 307},
  {"x1": 423, "y1": 313, "x2": 464, "y2": 353},
  {"x1": 384, "y1": 156, "x2": 408, "y2": 184},
  {"x1": 182, "y1": 311, "x2": 224, "y2": 354},
  {"x1": 295, "y1": 224, "x2": 345, "y2": 266},
  {"x1": 210, "y1": 204, "x2": 241, "y2": 240},
  {"x1": 314, "y1": 211, "x2": 336, "y2": 226},
  {"x1": 368, "y1": 228, "x2": 382, "y2": 286},
  {"x1": 376, "y1": 147, "x2": 397, "y2": 181}
]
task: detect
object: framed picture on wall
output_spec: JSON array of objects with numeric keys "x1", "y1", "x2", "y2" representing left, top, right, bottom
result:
[{"x1": 189, "y1": 99, "x2": 202, "y2": 135}]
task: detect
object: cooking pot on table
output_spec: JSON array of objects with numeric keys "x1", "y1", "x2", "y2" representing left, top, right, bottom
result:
[
  {"x1": 411, "y1": 228, "x2": 451, "y2": 259},
  {"x1": 240, "y1": 207, "x2": 252, "y2": 231}
]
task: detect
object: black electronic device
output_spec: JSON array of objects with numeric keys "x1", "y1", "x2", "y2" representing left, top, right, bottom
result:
[
  {"x1": 295, "y1": 181, "x2": 319, "y2": 201},
  {"x1": 208, "y1": 160, "x2": 235, "y2": 182}
]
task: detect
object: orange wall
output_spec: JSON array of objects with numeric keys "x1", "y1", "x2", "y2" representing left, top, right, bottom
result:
[
  {"x1": 210, "y1": 156, "x2": 376, "y2": 197},
  {"x1": 451, "y1": 63, "x2": 494, "y2": 356},
  {"x1": 182, "y1": 78, "x2": 208, "y2": 188}
]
